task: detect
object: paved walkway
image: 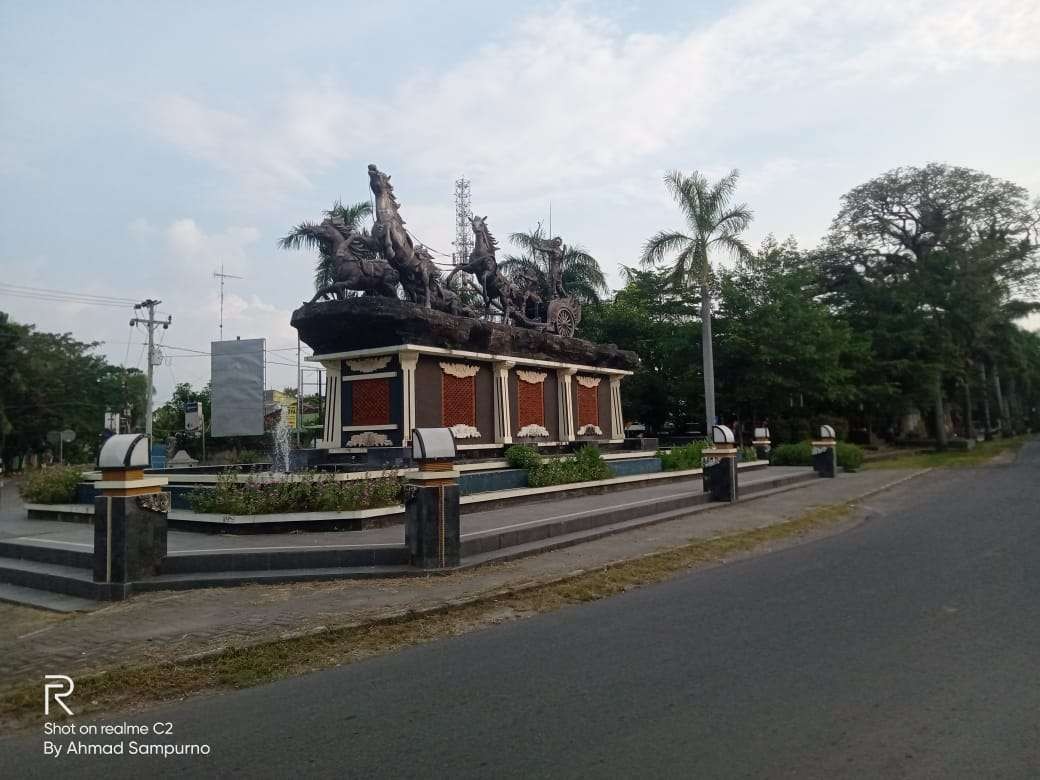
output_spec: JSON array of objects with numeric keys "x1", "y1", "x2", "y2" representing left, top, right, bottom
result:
[{"x1": 0, "y1": 468, "x2": 925, "y2": 690}]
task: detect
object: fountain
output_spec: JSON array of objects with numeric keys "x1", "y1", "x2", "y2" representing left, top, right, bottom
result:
[{"x1": 271, "y1": 406, "x2": 294, "y2": 474}]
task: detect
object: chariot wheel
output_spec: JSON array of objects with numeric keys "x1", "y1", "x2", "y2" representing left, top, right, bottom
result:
[{"x1": 552, "y1": 305, "x2": 577, "y2": 338}]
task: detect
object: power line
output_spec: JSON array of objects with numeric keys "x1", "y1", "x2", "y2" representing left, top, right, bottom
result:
[
  {"x1": 0, "y1": 288, "x2": 139, "y2": 309},
  {"x1": 0, "y1": 283, "x2": 137, "y2": 303}
]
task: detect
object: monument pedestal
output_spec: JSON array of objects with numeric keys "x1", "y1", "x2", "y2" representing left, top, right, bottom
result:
[{"x1": 405, "y1": 470, "x2": 460, "y2": 569}]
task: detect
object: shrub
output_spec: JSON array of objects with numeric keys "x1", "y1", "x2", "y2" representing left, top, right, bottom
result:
[
  {"x1": 526, "y1": 445, "x2": 613, "y2": 488},
  {"x1": 770, "y1": 441, "x2": 864, "y2": 471},
  {"x1": 658, "y1": 440, "x2": 710, "y2": 471},
  {"x1": 769, "y1": 442, "x2": 813, "y2": 466},
  {"x1": 740, "y1": 446, "x2": 759, "y2": 462},
  {"x1": 20, "y1": 466, "x2": 83, "y2": 504},
  {"x1": 837, "y1": 442, "x2": 864, "y2": 472},
  {"x1": 189, "y1": 469, "x2": 404, "y2": 515},
  {"x1": 504, "y1": 444, "x2": 542, "y2": 471}
]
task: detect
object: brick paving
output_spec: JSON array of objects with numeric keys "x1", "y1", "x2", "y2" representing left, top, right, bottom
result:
[{"x1": 0, "y1": 469, "x2": 926, "y2": 691}]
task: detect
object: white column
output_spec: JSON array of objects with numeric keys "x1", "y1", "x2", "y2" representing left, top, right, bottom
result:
[
  {"x1": 493, "y1": 360, "x2": 515, "y2": 445},
  {"x1": 557, "y1": 367, "x2": 576, "y2": 442},
  {"x1": 609, "y1": 376, "x2": 624, "y2": 440},
  {"x1": 319, "y1": 359, "x2": 342, "y2": 449},
  {"x1": 399, "y1": 350, "x2": 419, "y2": 444}
]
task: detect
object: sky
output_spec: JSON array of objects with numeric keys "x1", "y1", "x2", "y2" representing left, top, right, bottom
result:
[{"x1": 2, "y1": 0, "x2": 1039, "y2": 402}]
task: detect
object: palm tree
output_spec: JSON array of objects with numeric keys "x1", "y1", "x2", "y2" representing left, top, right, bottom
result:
[
  {"x1": 640, "y1": 169, "x2": 753, "y2": 431},
  {"x1": 279, "y1": 200, "x2": 373, "y2": 291},
  {"x1": 500, "y1": 225, "x2": 608, "y2": 305}
]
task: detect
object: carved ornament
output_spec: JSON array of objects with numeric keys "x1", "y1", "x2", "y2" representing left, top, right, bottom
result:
[
  {"x1": 346, "y1": 432, "x2": 393, "y2": 447},
  {"x1": 517, "y1": 424, "x2": 550, "y2": 438},
  {"x1": 516, "y1": 370, "x2": 547, "y2": 384},
  {"x1": 440, "y1": 362, "x2": 480, "y2": 378},
  {"x1": 346, "y1": 355, "x2": 392, "y2": 373}
]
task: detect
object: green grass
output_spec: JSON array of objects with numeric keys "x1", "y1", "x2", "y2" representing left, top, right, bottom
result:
[{"x1": 865, "y1": 435, "x2": 1031, "y2": 469}]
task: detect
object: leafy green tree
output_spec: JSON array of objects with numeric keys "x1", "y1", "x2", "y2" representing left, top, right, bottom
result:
[
  {"x1": 582, "y1": 267, "x2": 702, "y2": 431},
  {"x1": 279, "y1": 200, "x2": 373, "y2": 291},
  {"x1": 0, "y1": 313, "x2": 147, "y2": 465},
  {"x1": 501, "y1": 225, "x2": 608, "y2": 305},
  {"x1": 821, "y1": 163, "x2": 1039, "y2": 445},
  {"x1": 640, "y1": 169, "x2": 753, "y2": 430},
  {"x1": 714, "y1": 237, "x2": 864, "y2": 439}
]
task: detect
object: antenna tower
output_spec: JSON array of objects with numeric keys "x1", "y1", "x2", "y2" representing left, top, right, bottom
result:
[
  {"x1": 452, "y1": 177, "x2": 472, "y2": 265},
  {"x1": 213, "y1": 264, "x2": 244, "y2": 340}
]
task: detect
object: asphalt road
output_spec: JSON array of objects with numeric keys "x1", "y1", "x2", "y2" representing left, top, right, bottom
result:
[{"x1": 5, "y1": 442, "x2": 1039, "y2": 778}]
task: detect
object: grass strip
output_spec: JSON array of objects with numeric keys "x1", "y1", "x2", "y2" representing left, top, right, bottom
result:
[
  {"x1": 865, "y1": 435, "x2": 1030, "y2": 470},
  {"x1": 0, "y1": 502, "x2": 856, "y2": 728}
]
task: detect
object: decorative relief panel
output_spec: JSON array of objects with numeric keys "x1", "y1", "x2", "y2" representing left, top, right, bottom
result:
[
  {"x1": 577, "y1": 383, "x2": 599, "y2": 430},
  {"x1": 449, "y1": 424, "x2": 481, "y2": 439},
  {"x1": 346, "y1": 355, "x2": 392, "y2": 373},
  {"x1": 442, "y1": 373, "x2": 477, "y2": 430},
  {"x1": 439, "y1": 362, "x2": 480, "y2": 378},
  {"x1": 346, "y1": 432, "x2": 393, "y2": 447},
  {"x1": 352, "y1": 378, "x2": 390, "y2": 426},
  {"x1": 516, "y1": 370, "x2": 547, "y2": 384},
  {"x1": 517, "y1": 376, "x2": 545, "y2": 430},
  {"x1": 576, "y1": 376, "x2": 602, "y2": 389},
  {"x1": 577, "y1": 424, "x2": 603, "y2": 436}
]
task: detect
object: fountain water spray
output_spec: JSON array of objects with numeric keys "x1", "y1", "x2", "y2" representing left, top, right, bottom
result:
[{"x1": 271, "y1": 406, "x2": 293, "y2": 474}]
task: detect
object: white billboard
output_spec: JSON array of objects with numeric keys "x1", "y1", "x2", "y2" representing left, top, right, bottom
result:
[{"x1": 210, "y1": 339, "x2": 265, "y2": 437}]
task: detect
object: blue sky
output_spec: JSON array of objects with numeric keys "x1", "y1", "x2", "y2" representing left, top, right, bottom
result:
[{"x1": 2, "y1": 0, "x2": 1038, "y2": 400}]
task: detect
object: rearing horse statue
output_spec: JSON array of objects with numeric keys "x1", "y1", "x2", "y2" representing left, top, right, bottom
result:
[
  {"x1": 368, "y1": 163, "x2": 433, "y2": 308},
  {"x1": 447, "y1": 215, "x2": 511, "y2": 319}
]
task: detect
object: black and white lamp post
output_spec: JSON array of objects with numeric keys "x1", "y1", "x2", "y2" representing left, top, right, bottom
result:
[
  {"x1": 93, "y1": 434, "x2": 169, "y2": 599},
  {"x1": 753, "y1": 426, "x2": 771, "y2": 461},
  {"x1": 406, "y1": 428, "x2": 461, "y2": 569},
  {"x1": 812, "y1": 425, "x2": 838, "y2": 478},
  {"x1": 702, "y1": 424, "x2": 739, "y2": 502}
]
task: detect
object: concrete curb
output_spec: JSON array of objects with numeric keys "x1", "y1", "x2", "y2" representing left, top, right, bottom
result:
[{"x1": 170, "y1": 468, "x2": 935, "y2": 667}]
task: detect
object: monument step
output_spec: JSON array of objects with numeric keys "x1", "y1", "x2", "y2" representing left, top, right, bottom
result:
[
  {"x1": 461, "y1": 469, "x2": 818, "y2": 560},
  {"x1": 160, "y1": 544, "x2": 410, "y2": 575},
  {"x1": 131, "y1": 564, "x2": 420, "y2": 592},
  {"x1": 0, "y1": 557, "x2": 99, "y2": 600},
  {"x1": 0, "y1": 582, "x2": 99, "y2": 613},
  {"x1": 0, "y1": 540, "x2": 94, "y2": 569}
]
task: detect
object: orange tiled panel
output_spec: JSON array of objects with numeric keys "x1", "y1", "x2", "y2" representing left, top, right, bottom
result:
[
  {"x1": 577, "y1": 383, "x2": 599, "y2": 428},
  {"x1": 352, "y1": 378, "x2": 391, "y2": 426},
  {"x1": 442, "y1": 374, "x2": 476, "y2": 428},
  {"x1": 517, "y1": 378, "x2": 544, "y2": 428}
]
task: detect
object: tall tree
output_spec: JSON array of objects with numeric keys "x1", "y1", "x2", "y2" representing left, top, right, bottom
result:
[
  {"x1": 821, "y1": 163, "x2": 1039, "y2": 445},
  {"x1": 640, "y1": 169, "x2": 753, "y2": 430},
  {"x1": 501, "y1": 226, "x2": 608, "y2": 305},
  {"x1": 279, "y1": 200, "x2": 373, "y2": 291},
  {"x1": 715, "y1": 236, "x2": 863, "y2": 436}
]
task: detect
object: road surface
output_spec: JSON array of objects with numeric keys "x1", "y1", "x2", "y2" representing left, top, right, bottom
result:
[{"x1": 5, "y1": 441, "x2": 1039, "y2": 778}]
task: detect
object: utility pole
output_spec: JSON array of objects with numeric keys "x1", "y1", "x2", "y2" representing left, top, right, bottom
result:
[
  {"x1": 130, "y1": 299, "x2": 171, "y2": 439},
  {"x1": 213, "y1": 264, "x2": 243, "y2": 341}
]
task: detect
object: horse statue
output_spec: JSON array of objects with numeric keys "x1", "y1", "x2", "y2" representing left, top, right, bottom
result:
[
  {"x1": 293, "y1": 218, "x2": 400, "y2": 302},
  {"x1": 446, "y1": 215, "x2": 512, "y2": 318},
  {"x1": 368, "y1": 163, "x2": 433, "y2": 308}
]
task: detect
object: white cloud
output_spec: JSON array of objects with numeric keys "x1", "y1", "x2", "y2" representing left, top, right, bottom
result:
[{"x1": 144, "y1": 1, "x2": 1040, "y2": 203}]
